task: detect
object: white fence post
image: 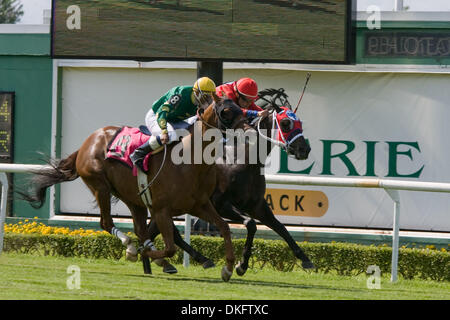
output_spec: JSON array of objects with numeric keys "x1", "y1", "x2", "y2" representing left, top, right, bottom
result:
[
  {"x1": 385, "y1": 189, "x2": 401, "y2": 282},
  {"x1": 395, "y1": 0, "x2": 404, "y2": 11},
  {"x1": 183, "y1": 214, "x2": 191, "y2": 268},
  {"x1": 0, "y1": 164, "x2": 49, "y2": 256},
  {"x1": 0, "y1": 172, "x2": 9, "y2": 255}
]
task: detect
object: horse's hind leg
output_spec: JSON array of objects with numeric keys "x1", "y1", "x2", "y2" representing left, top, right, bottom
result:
[
  {"x1": 142, "y1": 209, "x2": 178, "y2": 261},
  {"x1": 127, "y1": 204, "x2": 177, "y2": 274},
  {"x1": 81, "y1": 177, "x2": 137, "y2": 262},
  {"x1": 148, "y1": 219, "x2": 215, "y2": 269},
  {"x1": 193, "y1": 200, "x2": 235, "y2": 282}
]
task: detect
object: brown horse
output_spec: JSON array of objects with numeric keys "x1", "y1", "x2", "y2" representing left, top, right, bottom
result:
[
  {"x1": 19, "y1": 95, "x2": 247, "y2": 281},
  {"x1": 147, "y1": 88, "x2": 314, "y2": 274}
]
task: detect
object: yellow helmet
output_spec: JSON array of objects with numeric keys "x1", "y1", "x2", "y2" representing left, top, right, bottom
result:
[{"x1": 193, "y1": 77, "x2": 216, "y2": 103}]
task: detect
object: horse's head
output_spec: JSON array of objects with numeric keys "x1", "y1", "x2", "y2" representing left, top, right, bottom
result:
[
  {"x1": 255, "y1": 88, "x2": 311, "y2": 160},
  {"x1": 199, "y1": 92, "x2": 246, "y2": 132}
]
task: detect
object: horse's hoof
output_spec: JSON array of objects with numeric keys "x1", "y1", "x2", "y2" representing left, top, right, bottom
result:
[
  {"x1": 126, "y1": 252, "x2": 138, "y2": 262},
  {"x1": 235, "y1": 262, "x2": 247, "y2": 276},
  {"x1": 163, "y1": 264, "x2": 178, "y2": 274},
  {"x1": 302, "y1": 260, "x2": 315, "y2": 269},
  {"x1": 221, "y1": 266, "x2": 233, "y2": 282},
  {"x1": 202, "y1": 260, "x2": 216, "y2": 269},
  {"x1": 126, "y1": 245, "x2": 138, "y2": 262},
  {"x1": 126, "y1": 245, "x2": 138, "y2": 260},
  {"x1": 152, "y1": 258, "x2": 177, "y2": 274},
  {"x1": 153, "y1": 258, "x2": 165, "y2": 267}
]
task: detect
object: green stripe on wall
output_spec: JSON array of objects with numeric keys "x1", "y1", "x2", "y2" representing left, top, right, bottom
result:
[{"x1": 0, "y1": 34, "x2": 50, "y2": 56}]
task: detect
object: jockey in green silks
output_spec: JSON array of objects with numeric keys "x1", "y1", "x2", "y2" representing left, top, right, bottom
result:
[{"x1": 130, "y1": 77, "x2": 217, "y2": 172}]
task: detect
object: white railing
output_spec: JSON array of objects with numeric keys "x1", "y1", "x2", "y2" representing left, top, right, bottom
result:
[
  {"x1": 264, "y1": 174, "x2": 450, "y2": 282},
  {"x1": 0, "y1": 164, "x2": 50, "y2": 256},
  {"x1": 1, "y1": 164, "x2": 449, "y2": 282},
  {"x1": 0, "y1": 172, "x2": 9, "y2": 255}
]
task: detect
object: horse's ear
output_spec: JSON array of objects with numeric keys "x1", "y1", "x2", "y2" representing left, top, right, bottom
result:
[
  {"x1": 271, "y1": 98, "x2": 282, "y2": 113},
  {"x1": 212, "y1": 92, "x2": 221, "y2": 104},
  {"x1": 257, "y1": 88, "x2": 286, "y2": 113}
]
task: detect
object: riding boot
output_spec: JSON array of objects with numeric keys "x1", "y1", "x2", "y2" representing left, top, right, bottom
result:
[{"x1": 130, "y1": 136, "x2": 162, "y2": 172}]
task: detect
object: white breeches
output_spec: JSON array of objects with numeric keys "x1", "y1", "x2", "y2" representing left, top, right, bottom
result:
[
  {"x1": 145, "y1": 109, "x2": 179, "y2": 143},
  {"x1": 145, "y1": 109, "x2": 197, "y2": 143}
]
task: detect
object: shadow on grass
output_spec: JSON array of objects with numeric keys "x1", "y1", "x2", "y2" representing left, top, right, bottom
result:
[{"x1": 122, "y1": 270, "x2": 367, "y2": 293}]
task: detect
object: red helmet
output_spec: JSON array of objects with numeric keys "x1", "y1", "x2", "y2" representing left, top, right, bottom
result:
[{"x1": 234, "y1": 78, "x2": 258, "y2": 99}]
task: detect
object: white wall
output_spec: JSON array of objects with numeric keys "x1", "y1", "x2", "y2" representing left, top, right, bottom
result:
[{"x1": 59, "y1": 65, "x2": 450, "y2": 231}]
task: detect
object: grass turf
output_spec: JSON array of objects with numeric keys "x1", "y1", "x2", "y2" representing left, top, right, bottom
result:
[{"x1": 0, "y1": 252, "x2": 448, "y2": 300}]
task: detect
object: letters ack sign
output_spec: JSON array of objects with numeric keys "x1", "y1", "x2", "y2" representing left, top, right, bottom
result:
[{"x1": 52, "y1": 0, "x2": 353, "y2": 64}]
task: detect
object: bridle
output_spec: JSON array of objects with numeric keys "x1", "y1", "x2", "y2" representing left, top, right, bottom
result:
[
  {"x1": 256, "y1": 109, "x2": 303, "y2": 153},
  {"x1": 254, "y1": 88, "x2": 305, "y2": 154},
  {"x1": 197, "y1": 100, "x2": 246, "y2": 134}
]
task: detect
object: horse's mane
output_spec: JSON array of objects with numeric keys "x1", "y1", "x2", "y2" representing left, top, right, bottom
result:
[
  {"x1": 250, "y1": 88, "x2": 292, "y2": 130},
  {"x1": 256, "y1": 88, "x2": 291, "y2": 110}
]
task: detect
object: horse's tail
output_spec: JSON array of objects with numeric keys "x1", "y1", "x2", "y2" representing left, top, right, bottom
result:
[{"x1": 17, "y1": 151, "x2": 80, "y2": 209}]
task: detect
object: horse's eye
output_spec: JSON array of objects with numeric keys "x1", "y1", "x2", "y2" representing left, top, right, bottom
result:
[
  {"x1": 220, "y1": 108, "x2": 234, "y2": 122},
  {"x1": 280, "y1": 118, "x2": 293, "y2": 133}
]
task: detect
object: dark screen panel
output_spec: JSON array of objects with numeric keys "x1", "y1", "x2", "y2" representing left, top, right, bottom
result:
[
  {"x1": 0, "y1": 93, "x2": 13, "y2": 161},
  {"x1": 52, "y1": 0, "x2": 351, "y2": 63}
]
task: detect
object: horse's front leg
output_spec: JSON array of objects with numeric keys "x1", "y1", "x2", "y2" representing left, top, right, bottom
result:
[
  {"x1": 194, "y1": 200, "x2": 235, "y2": 282},
  {"x1": 148, "y1": 219, "x2": 215, "y2": 269},
  {"x1": 257, "y1": 202, "x2": 314, "y2": 269}
]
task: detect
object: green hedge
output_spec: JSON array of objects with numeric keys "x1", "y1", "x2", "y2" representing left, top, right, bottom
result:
[{"x1": 3, "y1": 233, "x2": 449, "y2": 281}]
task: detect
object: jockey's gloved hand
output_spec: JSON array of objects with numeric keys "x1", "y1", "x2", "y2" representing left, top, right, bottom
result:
[
  {"x1": 160, "y1": 132, "x2": 170, "y2": 145},
  {"x1": 258, "y1": 109, "x2": 269, "y2": 119}
]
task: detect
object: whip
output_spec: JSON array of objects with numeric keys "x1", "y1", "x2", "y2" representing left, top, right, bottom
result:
[{"x1": 294, "y1": 72, "x2": 311, "y2": 114}]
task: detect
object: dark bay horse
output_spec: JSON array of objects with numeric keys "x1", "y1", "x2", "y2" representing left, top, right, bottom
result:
[
  {"x1": 19, "y1": 95, "x2": 247, "y2": 281},
  {"x1": 148, "y1": 88, "x2": 314, "y2": 275}
]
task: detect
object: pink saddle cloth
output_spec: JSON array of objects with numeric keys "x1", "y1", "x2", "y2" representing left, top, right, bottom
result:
[{"x1": 106, "y1": 126, "x2": 151, "y2": 176}]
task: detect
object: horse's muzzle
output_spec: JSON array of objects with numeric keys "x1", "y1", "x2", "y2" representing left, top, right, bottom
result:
[{"x1": 290, "y1": 143, "x2": 311, "y2": 160}]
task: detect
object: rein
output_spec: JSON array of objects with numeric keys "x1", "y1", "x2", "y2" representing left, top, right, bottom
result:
[
  {"x1": 197, "y1": 107, "x2": 224, "y2": 133},
  {"x1": 196, "y1": 103, "x2": 245, "y2": 134},
  {"x1": 138, "y1": 144, "x2": 167, "y2": 197}
]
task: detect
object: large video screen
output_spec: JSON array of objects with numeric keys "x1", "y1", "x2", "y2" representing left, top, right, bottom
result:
[{"x1": 52, "y1": 0, "x2": 352, "y2": 63}]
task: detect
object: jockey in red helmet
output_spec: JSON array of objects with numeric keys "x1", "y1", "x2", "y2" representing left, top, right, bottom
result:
[{"x1": 216, "y1": 77, "x2": 268, "y2": 120}]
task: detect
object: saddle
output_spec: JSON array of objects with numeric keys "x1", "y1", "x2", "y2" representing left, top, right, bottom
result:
[
  {"x1": 106, "y1": 126, "x2": 157, "y2": 208},
  {"x1": 106, "y1": 117, "x2": 198, "y2": 208},
  {"x1": 106, "y1": 126, "x2": 163, "y2": 176}
]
